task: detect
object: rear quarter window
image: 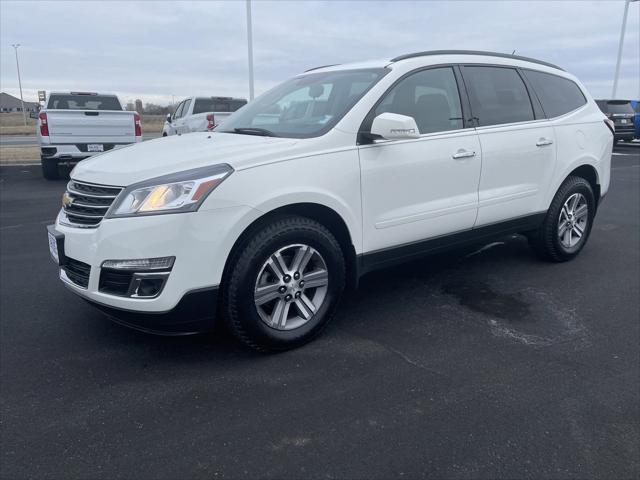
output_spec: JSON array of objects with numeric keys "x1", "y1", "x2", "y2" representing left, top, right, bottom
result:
[{"x1": 524, "y1": 70, "x2": 587, "y2": 118}]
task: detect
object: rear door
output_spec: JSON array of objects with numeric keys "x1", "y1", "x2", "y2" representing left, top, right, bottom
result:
[
  {"x1": 358, "y1": 66, "x2": 482, "y2": 254},
  {"x1": 460, "y1": 65, "x2": 556, "y2": 226}
]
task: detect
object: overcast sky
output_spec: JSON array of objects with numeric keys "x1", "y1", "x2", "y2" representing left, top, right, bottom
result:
[{"x1": 1, "y1": 0, "x2": 638, "y2": 106}]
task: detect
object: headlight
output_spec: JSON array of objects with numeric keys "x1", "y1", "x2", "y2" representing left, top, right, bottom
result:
[{"x1": 107, "y1": 164, "x2": 233, "y2": 217}]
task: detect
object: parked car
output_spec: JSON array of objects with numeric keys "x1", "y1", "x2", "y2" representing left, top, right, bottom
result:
[
  {"x1": 162, "y1": 96, "x2": 247, "y2": 136},
  {"x1": 38, "y1": 92, "x2": 142, "y2": 179},
  {"x1": 48, "y1": 50, "x2": 612, "y2": 350},
  {"x1": 595, "y1": 99, "x2": 636, "y2": 143},
  {"x1": 630, "y1": 100, "x2": 640, "y2": 139}
]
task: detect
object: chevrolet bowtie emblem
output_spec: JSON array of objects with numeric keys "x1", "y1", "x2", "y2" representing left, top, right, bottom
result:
[{"x1": 62, "y1": 192, "x2": 73, "y2": 208}]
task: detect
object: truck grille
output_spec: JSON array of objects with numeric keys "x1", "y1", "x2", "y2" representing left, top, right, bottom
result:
[{"x1": 61, "y1": 180, "x2": 123, "y2": 228}]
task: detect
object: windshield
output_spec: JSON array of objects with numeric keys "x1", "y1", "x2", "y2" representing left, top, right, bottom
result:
[
  {"x1": 218, "y1": 68, "x2": 388, "y2": 138},
  {"x1": 47, "y1": 94, "x2": 122, "y2": 111}
]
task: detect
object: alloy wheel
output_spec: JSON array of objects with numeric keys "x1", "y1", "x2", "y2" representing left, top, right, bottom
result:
[
  {"x1": 558, "y1": 193, "x2": 589, "y2": 249},
  {"x1": 254, "y1": 244, "x2": 329, "y2": 330}
]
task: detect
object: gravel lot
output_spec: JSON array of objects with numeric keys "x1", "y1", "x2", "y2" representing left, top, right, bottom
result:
[{"x1": 1, "y1": 146, "x2": 638, "y2": 480}]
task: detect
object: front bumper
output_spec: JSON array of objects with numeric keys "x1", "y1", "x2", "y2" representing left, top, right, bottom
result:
[
  {"x1": 83, "y1": 287, "x2": 219, "y2": 335},
  {"x1": 50, "y1": 203, "x2": 261, "y2": 333}
]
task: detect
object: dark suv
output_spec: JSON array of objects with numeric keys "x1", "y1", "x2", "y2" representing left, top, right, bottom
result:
[{"x1": 596, "y1": 100, "x2": 636, "y2": 143}]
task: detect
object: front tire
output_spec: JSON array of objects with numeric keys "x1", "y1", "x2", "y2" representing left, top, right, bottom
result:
[
  {"x1": 41, "y1": 157, "x2": 60, "y2": 180},
  {"x1": 223, "y1": 215, "x2": 346, "y2": 351},
  {"x1": 528, "y1": 176, "x2": 595, "y2": 262}
]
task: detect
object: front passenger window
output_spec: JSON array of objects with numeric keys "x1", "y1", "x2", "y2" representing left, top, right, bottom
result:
[{"x1": 374, "y1": 67, "x2": 464, "y2": 135}]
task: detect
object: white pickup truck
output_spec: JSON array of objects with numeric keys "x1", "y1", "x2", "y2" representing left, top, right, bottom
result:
[
  {"x1": 37, "y1": 92, "x2": 142, "y2": 179},
  {"x1": 162, "y1": 96, "x2": 247, "y2": 136}
]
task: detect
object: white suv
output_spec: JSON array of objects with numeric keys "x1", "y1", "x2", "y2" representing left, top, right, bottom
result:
[{"x1": 48, "y1": 51, "x2": 613, "y2": 350}]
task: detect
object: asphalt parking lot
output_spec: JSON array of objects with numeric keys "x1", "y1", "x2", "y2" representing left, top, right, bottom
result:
[{"x1": 1, "y1": 145, "x2": 638, "y2": 480}]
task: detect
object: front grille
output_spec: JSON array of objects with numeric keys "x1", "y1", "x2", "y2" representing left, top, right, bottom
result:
[
  {"x1": 62, "y1": 180, "x2": 123, "y2": 228},
  {"x1": 62, "y1": 257, "x2": 91, "y2": 288},
  {"x1": 99, "y1": 269, "x2": 133, "y2": 296}
]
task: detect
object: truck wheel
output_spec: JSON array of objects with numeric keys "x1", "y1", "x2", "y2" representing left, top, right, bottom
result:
[
  {"x1": 41, "y1": 158, "x2": 60, "y2": 180},
  {"x1": 528, "y1": 176, "x2": 595, "y2": 262},
  {"x1": 223, "y1": 215, "x2": 346, "y2": 351}
]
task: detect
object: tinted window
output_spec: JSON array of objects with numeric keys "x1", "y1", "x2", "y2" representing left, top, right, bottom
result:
[
  {"x1": 181, "y1": 99, "x2": 192, "y2": 117},
  {"x1": 464, "y1": 67, "x2": 534, "y2": 126},
  {"x1": 219, "y1": 68, "x2": 387, "y2": 138},
  {"x1": 193, "y1": 98, "x2": 247, "y2": 114},
  {"x1": 47, "y1": 94, "x2": 121, "y2": 111},
  {"x1": 374, "y1": 67, "x2": 463, "y2": 134},
  {"x1": 173, "y1": 101, "x2": 185, "y2": 119},
  {"x1": 524, "y1": 70, "x2": 586, "y2": 118},
  {"x1": 597, "y1": 100, "x2": 634, "y2": 114}
]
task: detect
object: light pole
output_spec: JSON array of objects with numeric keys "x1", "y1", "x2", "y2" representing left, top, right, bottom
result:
[
  {"x1": 11, "y1": 43, "x2": 27, "y2": 126},
  {"x1": 246, "y1": 0, "x2": 255, "y2": 101},
  {"x1": 612, "y1": 0, "x2": 638, "y2": 98}
]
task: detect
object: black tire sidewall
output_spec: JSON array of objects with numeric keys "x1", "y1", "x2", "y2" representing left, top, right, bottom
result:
[
  {"x1": 41, "y1": 158, "x2": 60, "y2": 180},
  {"x1": 226, "y1": 218, "x2": 345, "y2": 350}
]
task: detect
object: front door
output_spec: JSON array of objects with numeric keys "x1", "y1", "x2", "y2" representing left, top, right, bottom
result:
[{"x1": 358, "y1": 66, "x2": 482, "y2": 254}]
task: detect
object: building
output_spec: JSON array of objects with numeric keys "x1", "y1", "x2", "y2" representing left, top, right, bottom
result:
[{"x1": 0, "y1": 92, "x2": 39, "y2": 113}]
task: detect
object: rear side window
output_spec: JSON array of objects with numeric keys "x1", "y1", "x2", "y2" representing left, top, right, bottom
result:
[
  {"x1": 524, "y1": 70, "x2": 586, "y2": 118},
  {"x1": 47, "y1": 94, "x2": 121, "y2": 111},
  {"x1": 463, "y1": 66, "x2": 534, "y2": 126},
  {"x1": 193, "y1": 98, "x2": 247, "y2": 114},
  {"x1": 373, "y1": 67, "x2": 464, "y2": 134}
]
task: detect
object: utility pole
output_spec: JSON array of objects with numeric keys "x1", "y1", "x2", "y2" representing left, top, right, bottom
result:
[
  {"x1": 11, "y1": 44, "x2": 27, "y2": 126},
  {"x1": 246, "y1": 0, "x2": 255, "y2": 101},
  {"x1": 612, "y1": 0, "x2": 638, "y2": 98}
]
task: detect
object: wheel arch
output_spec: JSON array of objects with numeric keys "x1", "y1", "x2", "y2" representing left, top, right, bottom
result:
[
  {"x1": 567, "y1": 164, "x2": 600, "y2": 205},
  {"x1": 221, "y1": 202, "x2": 359, "y2": 292}
]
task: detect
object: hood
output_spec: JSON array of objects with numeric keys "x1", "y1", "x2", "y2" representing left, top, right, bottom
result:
[{"x1": 71, "y1": 132, "x2": 300, "y2": 186}]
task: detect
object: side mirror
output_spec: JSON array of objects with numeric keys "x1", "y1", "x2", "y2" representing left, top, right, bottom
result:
[
  {"x1": 166, "y1": 113, "x2": 172, "y2": 123},
  {"x1": 29, "y1": 111, "x2": 38, "y2": 119},
  {"x1": 370, "y1": 112, "x2": 420, "y2": 140}
]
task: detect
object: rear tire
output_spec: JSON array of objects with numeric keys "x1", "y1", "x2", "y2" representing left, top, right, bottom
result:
[
  {"x1": 41, "y1": 158, "x2": 60, "y2": 180},
  {"x1": 528, "y1": 176, "x2": 595, "y2": 262},
  {"x1": 223, "y1": 215, "x2": 346, "y2": 352}
]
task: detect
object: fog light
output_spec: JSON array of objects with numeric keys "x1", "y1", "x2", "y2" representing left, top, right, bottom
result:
[
  {"x1": 137, "y1": 278, "x2": 165, "y2": 297},
  {"x1": 102, "y1": 256, "x2": 175, "y2": 271}
]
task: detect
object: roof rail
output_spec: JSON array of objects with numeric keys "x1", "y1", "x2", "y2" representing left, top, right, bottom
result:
[
  {"x1": 389, "y1": 50, "x2": 565, "y2": 71},
  {"x1": 304, "y1": 64, "x2": 340, "y2": 73}
]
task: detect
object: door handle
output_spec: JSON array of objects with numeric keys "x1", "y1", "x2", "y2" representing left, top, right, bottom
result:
[
  {"x1": 452, "y1": 149, "x2": 476, "y2": 159},
  {"x1": 536, "y1": 138, "x2": 553, "y2": 147}
]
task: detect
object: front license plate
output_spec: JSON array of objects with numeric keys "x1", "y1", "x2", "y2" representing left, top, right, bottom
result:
[
  {"x1": 48, "y1": 231, "x2": 59, "y2": 264},
  {"x1": 87, "y1": 144, "x2": 104, "y2": 152},
  {"x1": 620, "y1": 119, "x2": 628, "y2": 124}
]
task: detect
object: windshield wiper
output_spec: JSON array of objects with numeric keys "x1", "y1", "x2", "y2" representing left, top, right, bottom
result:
[{"x1": 232, "y1": 127, "x2": 278, "y2": 137}]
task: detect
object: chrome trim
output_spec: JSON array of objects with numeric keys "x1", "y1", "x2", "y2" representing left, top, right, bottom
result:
[
  {"x1": 67, "y1": 184, "x2": 120, "y2": 199},
  {"x1": 127, "y1": 272, "x2": 171, "y2": 298},
  {"x1": 67, "y1": 201, "x2": 110, "y2": 209},
  {"x1": 62, "y1": 180, "x2": 124, "y2": 228},
  {"x1": 59, "y1": 268, "x2": 88, "y2": 290}
]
